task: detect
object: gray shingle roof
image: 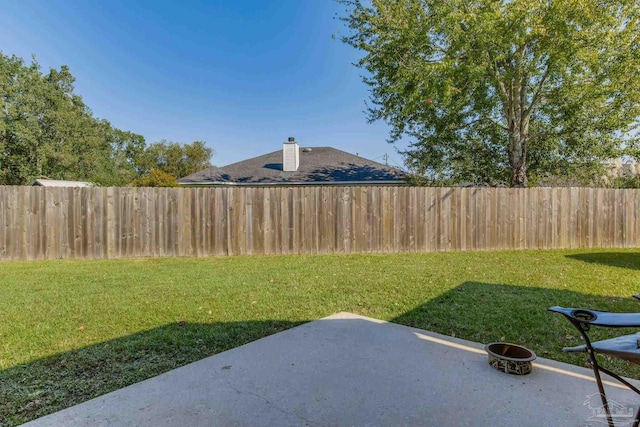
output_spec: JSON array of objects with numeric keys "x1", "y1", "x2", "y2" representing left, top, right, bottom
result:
[{"x1": 178, "y1": 147, "x2": 405, "y2": 185}]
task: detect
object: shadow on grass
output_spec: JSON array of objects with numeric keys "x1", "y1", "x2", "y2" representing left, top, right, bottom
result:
[
  {"x1": 0, "y1": 319, "x2": 306, "y2": 427},
  {"x1": 566, "y1": 252, "x2": 640, "y2": 271},
  {"x1": 391, "y1": 281, "x2": 640, "y2": 379},
  {"x1": 6, "y1": 281, "x2": 640, "y2": 426}
]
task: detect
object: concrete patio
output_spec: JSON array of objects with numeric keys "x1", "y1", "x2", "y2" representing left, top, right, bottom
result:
[{"x1": 25, "y1": 312, "x2": 639, "y2": 427}]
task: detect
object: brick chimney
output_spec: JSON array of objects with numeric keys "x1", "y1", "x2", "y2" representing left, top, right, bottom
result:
[{"x1": 282, "y1": 137, "x2": 299, "y2": 171}]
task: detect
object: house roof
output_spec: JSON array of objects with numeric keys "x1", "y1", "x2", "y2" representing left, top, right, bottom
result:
[
  {"x1": 178, "y1": 147, "x2": 405, "y2": 185},
  {"x1": 32, "y1": 179, "x2": 95, "y2": 187}
]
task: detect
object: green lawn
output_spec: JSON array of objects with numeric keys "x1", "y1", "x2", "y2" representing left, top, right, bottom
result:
[{"x1": 2, "y1": 249, "x2": 640, "y2": 426}]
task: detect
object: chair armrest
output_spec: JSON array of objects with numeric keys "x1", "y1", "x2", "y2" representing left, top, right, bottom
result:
[{"x1": 549, "y1": 306, "x2": 640, "y2": 328}]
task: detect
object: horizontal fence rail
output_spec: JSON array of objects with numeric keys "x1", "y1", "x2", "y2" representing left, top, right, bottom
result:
[{"x1": 0, "y1": 186, "x2": 638, "y2": 260}]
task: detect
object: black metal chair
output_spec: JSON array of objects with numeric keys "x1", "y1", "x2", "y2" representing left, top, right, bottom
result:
[{"x1": 549, "y1": 296, "x2": 640, "y2": 427}]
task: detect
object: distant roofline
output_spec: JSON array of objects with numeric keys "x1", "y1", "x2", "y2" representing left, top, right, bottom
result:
[
  {"x1": 178, "y1": 145, "x2": 407, "y2": 185},
  {"x1": 31, "y1": 179, "x2": 95, "y2": 187},
  {"x1": 211, "y1": 146, "x2": 402, "y2": 170}
]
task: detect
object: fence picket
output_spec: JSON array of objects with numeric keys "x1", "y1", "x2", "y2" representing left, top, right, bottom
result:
[{"x1": 0, "y1": 186, "x2": 637, "y2": 260}]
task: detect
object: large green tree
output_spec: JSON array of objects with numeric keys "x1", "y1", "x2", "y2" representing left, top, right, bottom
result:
[
  {"x1": 137, "y1": 140, "x2": 213, "y2": 179},
  {"x1": 96, "y1": 125, "x2": 146, "y2": 186},
  {"x1": 0, "y1": 53, "x2": 145, "y2": 186},
  {"x1": 338, "y1": 0, "x2": 640, "y2": 187}
]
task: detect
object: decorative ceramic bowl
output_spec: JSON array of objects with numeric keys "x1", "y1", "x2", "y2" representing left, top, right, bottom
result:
[{"x1": 485, "y1": 342, "x2": 537, "y2": 375}]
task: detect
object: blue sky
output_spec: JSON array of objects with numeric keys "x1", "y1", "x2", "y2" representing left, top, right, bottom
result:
[{"x1": 0, "y1": 0, "x2": 408, "y2": 168}]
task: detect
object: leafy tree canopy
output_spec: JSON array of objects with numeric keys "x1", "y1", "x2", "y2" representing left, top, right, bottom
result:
[
  {"x1": 0, "y1": 53, "x2": 146, "y2": 186},
  {"x1": 338, "y1": 0, "x2": 640, "y2": 186},
  {"x1": 137, "y1": 140, "x2": 213, "y2": 179},
  {"x1": 131, "y1": 169, "x2": 179, "y2": 187},
  {"x1": 1, "y1": 52, "x2": 214, "y2": 186}
]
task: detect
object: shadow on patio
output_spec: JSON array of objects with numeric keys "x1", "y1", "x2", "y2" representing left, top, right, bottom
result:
[{"x1": 391, "y1": 281, "x2": 640, "y2": 379}]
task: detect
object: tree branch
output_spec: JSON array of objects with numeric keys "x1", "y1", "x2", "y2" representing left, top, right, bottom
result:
[
  {"x1": 466, "y1": 115, "x2": 509, "y2": 131},
  {"x1": 488, "y1": 51, "x2": 509, "y2": 108},
  {"x1": 520, "y1": 73, "x2": 528, "y2": 133},
  {"x1": 524, "y1": 62, "x2": 552, "y2": 121}
]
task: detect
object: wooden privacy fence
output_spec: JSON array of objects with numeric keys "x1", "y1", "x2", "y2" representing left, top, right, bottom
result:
[{"x1": 0, "y1": 186, "x2": 639, "y2": 260}]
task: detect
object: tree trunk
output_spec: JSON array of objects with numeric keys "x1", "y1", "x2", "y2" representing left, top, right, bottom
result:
[
  {"x1": 507, "y1": 75, "x2": 529, "y2": 188},
  {"x1": 508, "y1": 126, "x2": 528, "y2": 188},
  {"x1": 510, "y1": 154, "x2": 527, "y2": 187}
]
